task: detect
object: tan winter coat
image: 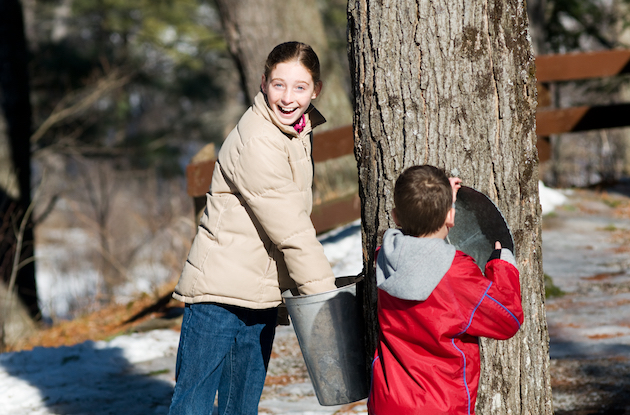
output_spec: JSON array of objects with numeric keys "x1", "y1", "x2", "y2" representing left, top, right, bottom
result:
[{"x1": 173, "y1": 92, "x2": 336, "y2": 309}]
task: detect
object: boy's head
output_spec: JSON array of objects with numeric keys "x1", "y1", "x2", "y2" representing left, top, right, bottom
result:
[{"x1": 393, "y1": 165, "x2": 453, "y2": 237}]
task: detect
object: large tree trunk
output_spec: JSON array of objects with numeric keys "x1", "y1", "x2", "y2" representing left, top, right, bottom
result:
[
  {"x1": 348, "y1": 0, "x2": 553, "y2": 413},
  {"x1": 213, "y1": 0, "x2": 353, "y2": 130},
  {"x1": 0, "y1": 0, "x2": 40, "y2": 320}
]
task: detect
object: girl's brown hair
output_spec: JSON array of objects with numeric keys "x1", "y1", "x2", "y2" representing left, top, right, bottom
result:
[{"x1": 264, "y1": 41, "x2": 321, "y2": 84}]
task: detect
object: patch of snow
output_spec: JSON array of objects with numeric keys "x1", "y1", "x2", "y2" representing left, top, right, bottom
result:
[
  {"x1": 539, "y1": 181, "x2": 568, "y2": 214},
  {"x1": 319, "y1": 219, "x2": 363, "y2": 278},
  {"x1": 0, "y1": 330, "x2": 178, "y2": 415},
  {"x1": 95, "y1": 330, "x2": 180, "y2": 364}
]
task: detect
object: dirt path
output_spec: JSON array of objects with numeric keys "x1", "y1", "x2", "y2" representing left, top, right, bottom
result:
[{"x1": 544, "y1": 186, "x2": 630, "y2": 414}]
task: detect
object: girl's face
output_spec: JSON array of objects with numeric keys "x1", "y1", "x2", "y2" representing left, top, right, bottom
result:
[{"x1": 261, "y1": 60, "x2": 322, "y2": 126}]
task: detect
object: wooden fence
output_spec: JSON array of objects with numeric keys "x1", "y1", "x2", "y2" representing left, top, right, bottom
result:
[
  {"x1": 535, "y1": 49, "x2": 630, "y2": 161},
  {"x1": 187, "y1": 49, "x2": 630, "y2": 233}
]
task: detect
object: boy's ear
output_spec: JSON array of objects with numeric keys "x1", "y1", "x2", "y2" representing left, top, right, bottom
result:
[
  {"x1": 392, "y1": 208, "x2": 401, "y2": 227},
  {"x1": 445, "y1": 208, "x2": 456, "y2": 229}
]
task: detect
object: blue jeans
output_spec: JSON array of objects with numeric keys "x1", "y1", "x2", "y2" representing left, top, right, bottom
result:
[{"x1": 168, "y1": 303, "x2": 278, "y2": 415}]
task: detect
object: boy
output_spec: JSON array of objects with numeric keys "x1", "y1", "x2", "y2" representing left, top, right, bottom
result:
[{"x1": 367, "y1": 165, "x2": 523, "y2": 415}]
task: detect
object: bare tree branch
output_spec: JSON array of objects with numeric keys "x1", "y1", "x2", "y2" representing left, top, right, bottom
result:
[{"x1": 30, "y1": 70, "x2": 133, "y2": 145}]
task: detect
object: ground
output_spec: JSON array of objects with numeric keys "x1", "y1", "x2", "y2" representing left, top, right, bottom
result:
[
  {"x1": 4, "y1": 185, "x2": 630, "y2": 414},
  {"x1": 544, "y1": 185, "x2": 630, "y2": 414}
]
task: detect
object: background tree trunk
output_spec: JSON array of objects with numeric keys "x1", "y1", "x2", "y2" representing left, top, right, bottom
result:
[
  {"x1": 348, "y1": 0, "x2": 553, "y2": 413},
  {"x1": 526, "y1": 0, "x2": 546, "y2": 55},
  {"x1": 213, "y1": 0, "x2": 353, "y2": 130},
  {"x1": 0, "y1": 0, "x2": 40, "y2": 320}
]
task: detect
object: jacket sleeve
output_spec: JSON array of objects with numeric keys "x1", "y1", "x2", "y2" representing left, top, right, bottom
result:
[
  {"x1": 231, "y1": 134, "x2": 336, "y2": 295},
  {"x1": 460, "y1": 249, "x2": 523, "y2": 340}
]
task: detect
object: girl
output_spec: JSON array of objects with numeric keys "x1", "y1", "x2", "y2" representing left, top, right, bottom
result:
[{"x1": 167, "y1": 42, "x2": 337, "y2": 415}]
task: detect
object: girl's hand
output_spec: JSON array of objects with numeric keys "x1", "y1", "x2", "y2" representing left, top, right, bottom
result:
[{"x1": 449, "y1": 177, "x2": 462, "y2": 204}]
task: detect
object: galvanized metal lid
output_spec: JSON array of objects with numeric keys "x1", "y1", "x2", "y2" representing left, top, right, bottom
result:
[{"x1": 446, "y1": 186, "x2": 514, "y2": 270}]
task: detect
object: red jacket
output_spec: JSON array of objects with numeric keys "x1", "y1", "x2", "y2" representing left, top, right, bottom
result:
[{"x1": 368, "y1": 230, "x2": 523, "y2": 415}]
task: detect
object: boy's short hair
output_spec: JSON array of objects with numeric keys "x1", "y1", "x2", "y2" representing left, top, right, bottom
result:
[{"x1": 394, "y1": 165, "x2": 452, "y2": 236}]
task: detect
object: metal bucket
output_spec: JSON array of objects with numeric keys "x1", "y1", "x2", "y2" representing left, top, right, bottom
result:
[
  {"x1": 282, "y1": 276, "x2": 368, "y2": 406},
  {"x1": 446, "y1": 186, "x2": 514, "y2": 269}
]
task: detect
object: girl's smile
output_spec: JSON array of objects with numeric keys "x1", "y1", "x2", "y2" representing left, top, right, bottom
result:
[{"x1": 261, "y1": 61, "x2": 322, "y2": 127}]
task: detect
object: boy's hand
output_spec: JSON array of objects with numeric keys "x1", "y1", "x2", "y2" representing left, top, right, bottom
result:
[
  {"x1": 488, "y1": 241, "x2": 507, "y2": 263},
  {"x1": 449, "y1": 177, "x2": 462, "y2": 204},
  {"x1": 488, "y1": 240, "x2": 517, "y2": 267}
]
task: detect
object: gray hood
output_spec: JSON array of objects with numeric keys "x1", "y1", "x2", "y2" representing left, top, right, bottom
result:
[{"x1": 376, "y1": 228, "x2": 456, "y2": 301}]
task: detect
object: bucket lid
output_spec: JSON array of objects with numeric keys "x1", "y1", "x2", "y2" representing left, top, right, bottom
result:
[{"x1": 446, "y1": 186, "x2": 513, "y2": 269}]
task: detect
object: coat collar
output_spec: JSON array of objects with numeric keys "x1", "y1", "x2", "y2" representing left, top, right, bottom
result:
[{"x1": 252, "y1": 91, "x2": 326, "y2": 138}]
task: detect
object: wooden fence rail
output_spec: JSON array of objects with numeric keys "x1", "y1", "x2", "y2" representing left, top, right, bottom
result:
[
  {"x1": 536, "y1": 103, "x2": 630, "y2": 137},
  {"x1": 188, "y1": 49, "x2": 630, "y2": 233},
  {"x1": 535, "y1": 48, "x2": 630, "y2": 161},
  {"x1": 535, "y1": 49, "x2": 630, "y2": 83}
]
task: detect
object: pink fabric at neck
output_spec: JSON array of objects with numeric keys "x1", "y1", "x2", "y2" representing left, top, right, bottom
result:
[{"x1": 293, "y1": 114, "x2": 306, "y2": 133}]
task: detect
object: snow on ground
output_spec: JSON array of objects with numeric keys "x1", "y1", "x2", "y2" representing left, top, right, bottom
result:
[
  {"x1": 0, "y1": 183, "x2": 596, "y2": 414},
  {"x1": 540, "y1": 180, "x2": 568, "y2": 215},
  {"x1": 35, "y1": 228, "x2": 176, "y2": 320},
  {"x1": 319, "y1": 219, "x2": 363, "y2": 278},
  {"x1": 34, "y1": 228, "x2": 101, "y2": 319},
  {"x1": 0, "y1": 330, "x2": 180, "y2": 415}
]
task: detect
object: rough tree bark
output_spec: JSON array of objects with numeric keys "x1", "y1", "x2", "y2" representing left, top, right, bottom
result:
[
  {"x1": 347, "y1": 0, "x2": 553, "y2": 413},
  {"x1": 0, "y1": 0, "x2": 40, "y2": 320},
  {"x1": 213, "y1": 0, "x2": 353, "y2": 130}
]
